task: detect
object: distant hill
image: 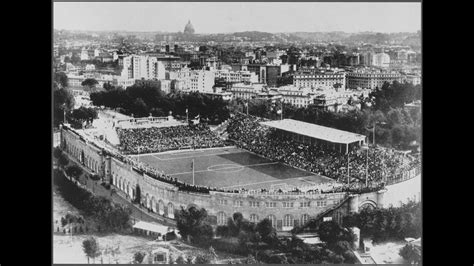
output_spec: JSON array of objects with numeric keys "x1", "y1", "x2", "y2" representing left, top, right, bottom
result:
[{"x1": 54, "y1": 29, "x2": 420, "y2": 47}]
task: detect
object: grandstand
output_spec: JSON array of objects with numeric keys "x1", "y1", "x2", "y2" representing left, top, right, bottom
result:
[{"x1": 260, "y1": 119, "x2": 367, "y2": 154}]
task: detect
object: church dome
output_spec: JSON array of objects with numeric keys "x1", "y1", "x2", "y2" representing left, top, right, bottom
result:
[{"x1": 184, "y1": 20, "x2": 195, "y2": 34}]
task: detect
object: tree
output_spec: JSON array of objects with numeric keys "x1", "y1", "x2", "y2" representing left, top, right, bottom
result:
[
  {"x1": 256, "y1": 218, "x2": 277, "y2": 245},
  {"x1": 208, "y1": 246, "x2": 218, "y2": 263},
  {"x1": 133, "y1": 251, "x2": 146, "y2": 264},
  {"x1": 54, "y1": 72, "x2": 69, "y2": 89},
  {"x1": 65, "y1": 165, "x2": 83, "y2": 180},
  {"x1": 195, "y1": 253, "x2": 211, "y2": 264},
  {"x1": 58, "y1": 153, "x2": 69, "y2": 168},
  {"x1": 194, "y1": 223, "x2": 214, "y2": 246},
  {"x1": 399, "y1": 243, "x2": 421, "y2": 265},
  {"x1": 245, "y1": 254, "x2": 258, "y2": 264},
  {"x1": 53, "y1": 147, "x2": 63, "y2": 159},
  {"x1": 68, "y1": 107, "x2": 98, "y2": 128},
  {"x1": 176, "y1": 206, "x2": 209, "y2": 242},
  {"x1": 103, "y1": 82, "x2": 116, "y2": 91},
  {"x1": 317, "y1": 221, "x2": 355, "y2": 246},
  {"x1": 130, "y1": 98, "x2": 149, "y2": 117},
  {"x1": 82, "y1": 78, "x2": 99, "y2": 90},
  {"x1": 216, "y1": 225, "x2": 229, "y2": 237},
  {"x1": 82, "y1": 237, "x2": 101, "y2": 264},
  {"x1": 54, "y1": 88, "x2": 75, "y2": 127},
  {"x1": 175, "y1": 255, "x2": 187, "y2": 264},
  {"x1": 134, "y1": 184, "x2": 141, "y2": 204}
]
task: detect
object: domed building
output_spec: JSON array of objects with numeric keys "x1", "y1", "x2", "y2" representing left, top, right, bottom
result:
[{"x1": 183, "y1": 20, "x2": 195, "y2": 34}]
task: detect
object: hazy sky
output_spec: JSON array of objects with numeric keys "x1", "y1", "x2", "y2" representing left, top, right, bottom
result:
[{"x1": 54, "y1": 2, "x2": 421, "y2": 33}]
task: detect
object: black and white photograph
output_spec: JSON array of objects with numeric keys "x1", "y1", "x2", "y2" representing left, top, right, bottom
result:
[{"x1": 53, "y1": 1, "x2": 422, "y2": 264}]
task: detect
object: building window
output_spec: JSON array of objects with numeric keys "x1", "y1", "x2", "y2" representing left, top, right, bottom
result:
[
  {"x1": 217, "y1": 212, "x2": 226, "y2": 225},
  {"x1": 249, "y1": 201, "x2": 260, "y2": 207},
  {"x1": 234, "y1": 201, "x2": 243, "y2": 207},
  {"x1": 265, "y1": 202, "x2": 277, "y2": 208},
  {"x1": 317, "y1": 201, "x2": 327, "y2": 207},
  {"x1": 283, "y1": 202, "x2": 294, "y2": 208},
  {"x1": 249, "y1": 214, "x2": 259, "y2": 223},
  {"x1": 219, "y1": 199, "x2": 228, "y2": 205},
  {"x1": 300, "y1": 202, "x2": 311, "y2": 208},
  {"x1": 283, "y1": 214, "x2": 293, "y2": 227},
  {"x1": 301, "y1": 214, "x2": 310, "y2": 225},
  {"x1": 267, "y1": 215, "x2": 277, "y2": 228}
]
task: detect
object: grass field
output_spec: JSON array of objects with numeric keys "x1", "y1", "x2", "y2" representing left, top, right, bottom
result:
[{"x1": 133, "y1": 147, "x2": 334, "y2": 190}]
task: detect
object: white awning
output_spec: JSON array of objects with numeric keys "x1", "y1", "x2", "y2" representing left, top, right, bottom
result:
[
  {"x1": 260, "y1": 119, "x2": 366, "y2": 145},
  {"x1": 133, "y1": 221, "x2": 169, "y2": 235}
]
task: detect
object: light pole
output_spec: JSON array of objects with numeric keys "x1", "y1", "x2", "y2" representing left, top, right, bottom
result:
[
  {"x1": 371, "y1": 121, "x2": 387, "y2": 147},
  {"x1": 347, "y1": 152, "x2": 350, "y2": 185},
  {"x1": 280, "y1": 101, "x2": 283, "y2": 120},
  {"x1": 361, "y1": 144, "x2": 369, "y2": 187}
]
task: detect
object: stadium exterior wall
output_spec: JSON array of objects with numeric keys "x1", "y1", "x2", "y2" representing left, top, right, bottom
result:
[{"x1": 59, "y1": 126, "x2": 420, "y2": 232}]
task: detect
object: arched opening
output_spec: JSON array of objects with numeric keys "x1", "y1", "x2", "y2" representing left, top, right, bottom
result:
[
  {"x1": 146, "y1": 194, "x2": 151, "y2": 209},
  {"x1": 249, "y1": 214, "x2": 259, "y2": 223},
  {"x1": 267, "y1": 215, "x2": 276, "y2": 228},
  {"x1": 158, "y1": 200, "x2": 164, "y2": 216},
  {"x1": 167, "y1": 202, "x2": 174, "y2": 219},
  {"x1": 301, "y1": 214, "x2": 310, "y2": 225},
  {"x1": 283, "y1": 214, "x2": 294, "y2": 231},
  {"x1": 217, "y1": 212, "x2": 226, "y2": 225},
  {"x1": 359, "y1": 200, "x2": 377, "y2": 210},
  {"x1": 151, "y1": 196, "x2": 157, "y2": 213}
]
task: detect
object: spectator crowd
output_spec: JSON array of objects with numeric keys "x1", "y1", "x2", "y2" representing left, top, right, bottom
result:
[
  {"x1": 116, "y1": 123, "x2": 226, "y2": 154},
  {"x1": 227, "y1": 113, "x2": 421, "y2": 186}
]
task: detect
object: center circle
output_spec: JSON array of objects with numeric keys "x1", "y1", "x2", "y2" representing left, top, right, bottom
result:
[{"x1": 207, "y1": 164, "x2": 245, "y2": 173}]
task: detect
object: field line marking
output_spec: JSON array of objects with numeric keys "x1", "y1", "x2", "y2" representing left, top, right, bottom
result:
[
  {"x1": 158, "y1": 151, "x2": 233, "y2": 161},
  {"x1": 151, "y1": 155, "x2": 163, "y2": 161},
  {"x1": 168, "y1": 162, "x2": 278, "y2": 176}
]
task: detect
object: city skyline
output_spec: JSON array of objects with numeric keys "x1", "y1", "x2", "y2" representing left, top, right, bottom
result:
[{"x1": 54, "y1": 2, "x2": 421, "y2": 34}]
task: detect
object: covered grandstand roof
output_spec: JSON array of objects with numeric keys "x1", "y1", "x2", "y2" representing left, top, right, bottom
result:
[
  {"x1": 133, "y1": 221, "x2": 170, "y2": 235},
  {"x1": 260, "y1": 119, "x2": 366, "y2": 144}
]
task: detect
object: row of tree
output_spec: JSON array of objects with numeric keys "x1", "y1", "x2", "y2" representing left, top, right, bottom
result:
[
  {"x1": 369, "y1": 81, "x2": 422, "y2": 112},
  {"x1": 175, "y1": 206, "x2": 358, "y2": 264},
  {"x1": 233, "y1": 82, "x2": 421, "y2": 149},
  {"x1": 53, "y1": 167, "x2": 132, "y2": 232},
  {"x1": 342, "y1": 201, "x2": 422, "y2": 243},
  {"x1": 66, "y1": 106, "x2": 98, "y2": 129},
  {"x1": 90, "y1": 84, "x2": 231, "y2": 124}
]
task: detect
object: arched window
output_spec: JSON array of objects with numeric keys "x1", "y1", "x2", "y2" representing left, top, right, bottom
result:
[
  {"x1": 283, "y1": 214, "x2": 293, "y2": 227},
  {"x1": 146, "y1": 194, "x2": 151, "y2": 209},
  {"x1": 158, "y1": 201, "x2": 164, "y2": 215},
  {"x1": 217, "y1": 212, "x2": 226, "y2": 225},
  {"x1": 151, "y1": 197, "x2": 157, "y2": 213},
  {"x1": 301, "y1": 214, "x2": 310, "y2": 225},
  {"x1": 167, "y1": 202, "x2": 175, "y2": 219},
  {"x1": 267, "y1": 215, "x2": 276, "y2": 228},
  {"x1": 249, "y1": 214, "x2": 259, "y2": 223}
]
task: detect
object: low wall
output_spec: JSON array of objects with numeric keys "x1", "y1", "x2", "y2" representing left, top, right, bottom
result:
[{"x1": 382, "y1": 173, "x2": 421, "y2": 208}]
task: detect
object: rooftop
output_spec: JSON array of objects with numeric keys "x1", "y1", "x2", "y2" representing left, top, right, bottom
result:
[{"x1": 260, "y1": 119, "x2": 366, "y2": 144}]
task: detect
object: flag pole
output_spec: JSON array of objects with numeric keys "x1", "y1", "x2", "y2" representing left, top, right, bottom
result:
[{"x1": 192, "y1": 159, "x2": 195, "y2": 186}]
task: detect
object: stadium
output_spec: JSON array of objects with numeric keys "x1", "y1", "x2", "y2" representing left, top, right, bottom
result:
[{"x1": 58, "y1": 110, "x2": 421, "y2": 232}]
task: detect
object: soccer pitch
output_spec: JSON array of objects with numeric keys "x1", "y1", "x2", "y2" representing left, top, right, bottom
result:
[{"x1": 133, "y1": 147, "x2": 335, "y2": 190}]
